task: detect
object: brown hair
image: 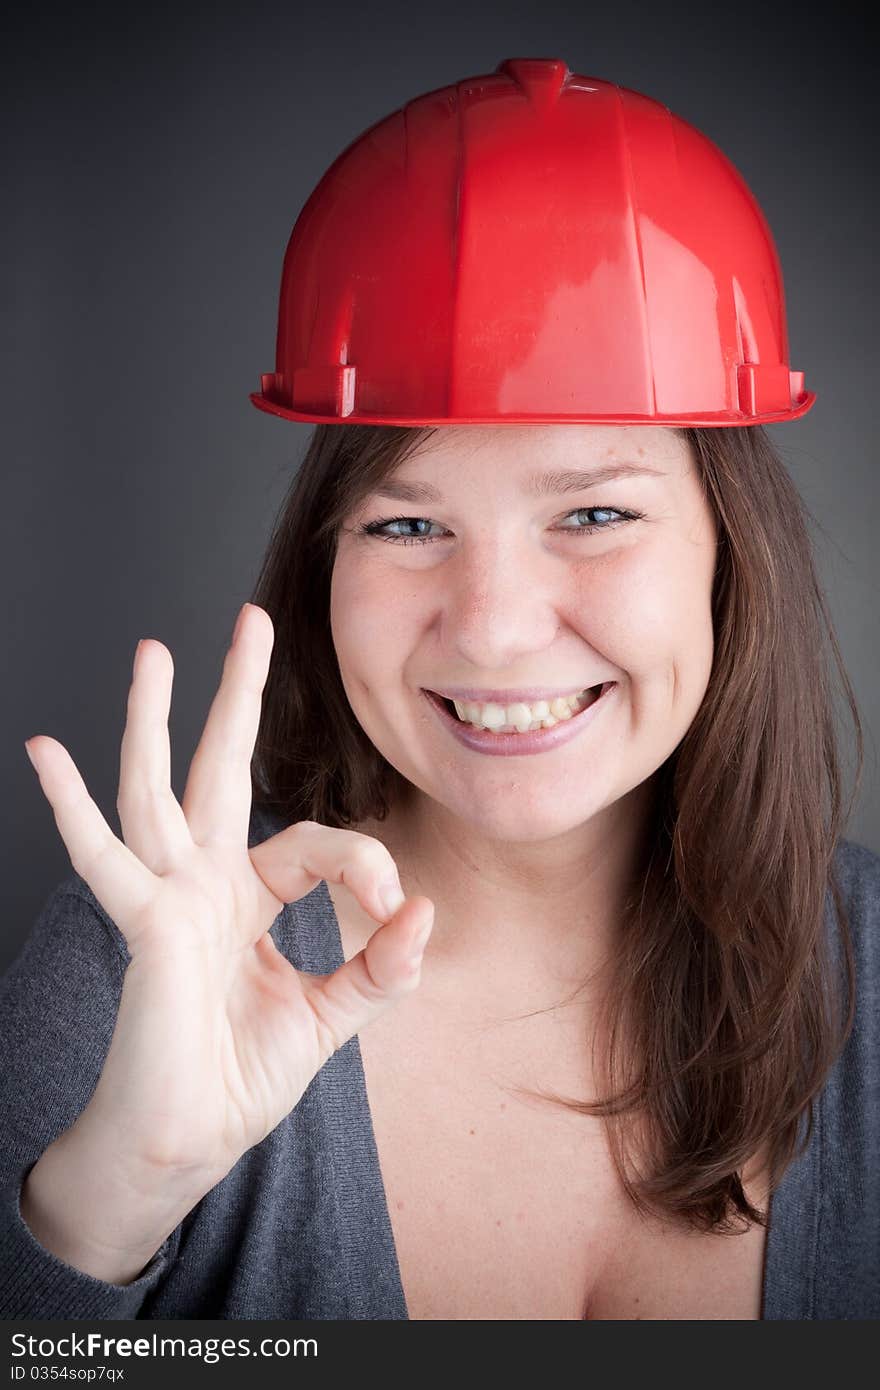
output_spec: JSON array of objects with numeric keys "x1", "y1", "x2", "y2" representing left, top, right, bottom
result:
[{"x1": 248, "y1": 422, "x2": 862, "y2": 1235}]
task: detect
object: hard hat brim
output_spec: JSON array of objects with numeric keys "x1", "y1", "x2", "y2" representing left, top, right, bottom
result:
[{"x1": 248, "y1": 391, "x2": 817, "y2": 428}]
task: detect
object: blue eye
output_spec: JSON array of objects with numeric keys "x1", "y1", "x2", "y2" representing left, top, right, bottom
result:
[
  {"x1": 360, "y1": 516, "x2": 441, "y2": 545},
  {"x1": 356, "y1": 507, "x2": 643, "y2": 546},
  {"x1": 557, "y1": 507, "x2": 638, "y2": 534}
]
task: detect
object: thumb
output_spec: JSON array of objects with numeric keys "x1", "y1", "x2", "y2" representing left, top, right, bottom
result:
[{"x1": 299, "y1": 895, "x2": 435, "y2": 1060}]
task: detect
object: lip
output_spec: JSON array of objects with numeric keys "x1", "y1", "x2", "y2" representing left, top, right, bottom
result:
[
  {"x1": 429, "y1": 684, "x2": 604, "y2": 703},
  {"x1": 421, "y1": 682, "x2": 617, "y2": 757}
]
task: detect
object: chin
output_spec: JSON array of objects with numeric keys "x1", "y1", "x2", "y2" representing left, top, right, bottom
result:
[{"x1": 378, "y1": 742, "x2": 619, "y2": 841}]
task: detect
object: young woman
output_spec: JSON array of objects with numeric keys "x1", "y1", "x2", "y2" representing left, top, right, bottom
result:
[{"x1": 2, "y1": 59, "x2": 876, "y2": 1321}]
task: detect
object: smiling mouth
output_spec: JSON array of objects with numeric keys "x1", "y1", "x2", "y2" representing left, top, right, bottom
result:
[{"x1": 422, "y1": 678, "x2": 603, "y2": 733}]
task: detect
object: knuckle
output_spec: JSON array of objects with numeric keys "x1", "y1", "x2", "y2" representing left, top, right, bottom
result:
[
  {"x1": 349, "y1": 833, "x2": 392, "y2": 875},
  {"x1": 117, "y1": 782, "x2": 169, "y2": 813},
  {"x1": 359, "y1": 945, "x2": 390, "y2": 998},
  {"x1": 72, "y1": 834, "x2": 116, "y2": 886},
  {"x1": 307, "y1": 996, "x2": 345, "y2": 1062}
]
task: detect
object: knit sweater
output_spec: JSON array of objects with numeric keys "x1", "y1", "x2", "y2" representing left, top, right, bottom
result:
[{"x1": 1, "y1": 805, "x2": 878, "y2": 1319}]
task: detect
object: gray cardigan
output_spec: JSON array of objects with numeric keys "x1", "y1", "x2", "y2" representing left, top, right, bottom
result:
[{"x1": 1, "y1": 805, "x2": 878, "y2": 1320}]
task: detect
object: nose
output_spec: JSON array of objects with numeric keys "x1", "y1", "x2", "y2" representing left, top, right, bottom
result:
[{"x1": 439, "y1": 538, "x2": 561, "y2": 670}]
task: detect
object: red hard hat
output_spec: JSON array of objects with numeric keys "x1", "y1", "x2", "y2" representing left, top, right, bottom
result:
[{"x1": 251, "y1": 57, "x2": 814, "y2": 427}]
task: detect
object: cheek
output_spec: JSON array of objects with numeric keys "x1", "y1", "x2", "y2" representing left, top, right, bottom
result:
[
  {"x1": 567, "y1": 539, "x2": 715, "y2": 676},
  {"x1": 330, "y1": 556, "x2": 370, "y2": 672},
  {"x1": 330, "y1": 551, "x2": 416, "y2": 682}
]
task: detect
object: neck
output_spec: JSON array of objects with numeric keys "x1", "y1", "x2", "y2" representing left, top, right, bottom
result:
[{"x1": 355, "y1": 776, "x2": 660, "y2": 1003}]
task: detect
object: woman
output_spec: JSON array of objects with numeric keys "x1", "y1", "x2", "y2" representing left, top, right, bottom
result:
[{"x1": 1, "y1": 59, "x2": 876, "y2": 1320}]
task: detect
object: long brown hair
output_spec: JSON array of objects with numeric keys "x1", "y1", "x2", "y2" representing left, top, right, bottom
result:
[{"x1": 249, "y1": 423, "x2": 861, "y2": 1235}]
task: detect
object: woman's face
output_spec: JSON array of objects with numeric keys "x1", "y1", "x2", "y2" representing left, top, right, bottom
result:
[{"x1": 330, "y1": 425, "x2": 718, "y2": 844}]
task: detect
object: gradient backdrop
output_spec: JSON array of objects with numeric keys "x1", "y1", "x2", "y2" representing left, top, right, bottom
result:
[{"x1": 3, "y1": 0, "x2": 877, "y2": 970}]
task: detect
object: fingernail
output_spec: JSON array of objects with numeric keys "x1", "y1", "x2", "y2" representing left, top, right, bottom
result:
[
  {"x1": 24, "y1": 739, "x2": 37, "y2": 770},
  {"x1": 379, "y1": 875, "x2": 405, "y2": 917}
]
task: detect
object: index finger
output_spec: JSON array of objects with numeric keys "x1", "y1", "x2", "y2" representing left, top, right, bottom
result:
[{"x1": 181, "y1": 604, "x2": 274, "y2": 846}]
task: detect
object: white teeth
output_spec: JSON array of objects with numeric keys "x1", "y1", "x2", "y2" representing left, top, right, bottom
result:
[
  {"x1": 507, "y1": 702, "x2": 537, "y2": 731},
  {"x1": 450, "y1": 688, "x2": 598, "y2": 733},
  {"x1": 478, "y1": 700, "x2": 503, "y2": 733}
]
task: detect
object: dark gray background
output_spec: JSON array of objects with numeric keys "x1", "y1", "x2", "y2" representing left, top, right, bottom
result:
[{"x1": 4, "y1": 1, "x2": 877, "y2": 971}]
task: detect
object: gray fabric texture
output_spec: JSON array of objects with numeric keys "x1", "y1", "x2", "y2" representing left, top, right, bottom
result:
[{"x1": 1, "y1": 803, "x2": 877, "y2": 1320}]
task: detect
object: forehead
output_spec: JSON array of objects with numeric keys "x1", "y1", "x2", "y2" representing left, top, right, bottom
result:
[
  {"x1": 408, "y1": 424, "x2": 691, "y2": 470},
  {"x1": 380, "y1": 425, "x2": 694, "y2": 502}
]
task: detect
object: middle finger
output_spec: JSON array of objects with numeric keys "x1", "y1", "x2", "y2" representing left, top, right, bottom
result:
[{"x1": 181, "y1": 603, "x2": 274, "y2": 846}]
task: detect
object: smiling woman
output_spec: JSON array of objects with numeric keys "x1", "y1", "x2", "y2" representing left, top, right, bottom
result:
[
  {"x1": 246, "y1": 419, "x2": 861, "y2": 1258},
  {"x1": 3, "y1": 55, "x2": 876, "y2": 1324}
]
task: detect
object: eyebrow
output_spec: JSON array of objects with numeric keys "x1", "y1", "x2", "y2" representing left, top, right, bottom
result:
[{"x1": 372, "y1": 461, "x2": 666, "y2": 503}]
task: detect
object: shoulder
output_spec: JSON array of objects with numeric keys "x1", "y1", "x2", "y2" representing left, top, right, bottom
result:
[
  {"x1": 829, "y1": 836, "x2": 880, "y2": 985},
  {"x1": 5, "y1": 872, "x2": 131, "y2": 984},
  {"x1": 831, "y1": 835, "x2": 880, "y2": 899},
  {"x1": 809, "y1": 838, "x2": 880, "y2": 1314},
  {"x1": 822, "y1": 836, "x2": 880, "y2": 1125}
]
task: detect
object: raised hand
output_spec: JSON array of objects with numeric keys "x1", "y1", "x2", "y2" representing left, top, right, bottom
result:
[{"x1": 23, "y1": 603, "x2": 434, "y2": 1198}]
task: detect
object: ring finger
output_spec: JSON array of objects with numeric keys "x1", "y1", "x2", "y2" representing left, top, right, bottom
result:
[{"x1": 117, "y1": 638, "x2": 193, "y2": 872}]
